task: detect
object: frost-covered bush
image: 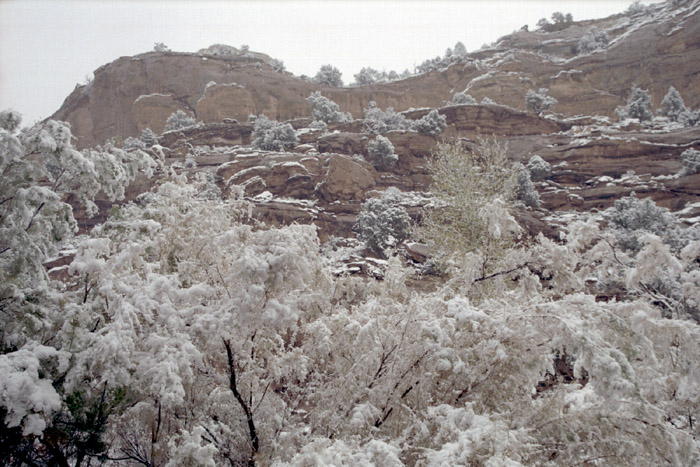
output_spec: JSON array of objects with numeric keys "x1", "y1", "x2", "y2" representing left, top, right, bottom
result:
[
  {"x1": 526, "y1": 155, "x2": 551, "y2": 181},
  {"x1": 515, "y1": 163, "x2": 541, "y2": 207},
  {"x1": 353, "y1": 67, "x2": 382, "y2": 85},
  {"x1": 525, "y1": 89, "x2": 557, "y2": 115},
  {"x1": 306, "y1": 91, "x2": 351, "y2": 124},
  {"x1": 616, "y1": 85, "x2": 653, "y2": 122},
  {"x1": 140, "y1": 128, "x2": 158, "y2": 147},
  {"x1": 153, "y1": 42, "x2": 170, "y2": 52},
  {"x1": 680, "y1": 148, "x2": 700, "y2": 175},
  {"x1": 367, "y1": 135, "x2": 398, "y2": 170},
  {"x1": 269, "y1": 58, "x2": 285, "y2": 72},
  {"x1": 418, "y1": 139, "x2": 520, "y2": 280},
  {"x1": 416, "y1": 41, "x2": 469, "y2": 74},
  {"x1": 363, "y1": 101, "x2": 412, "y2": 134},
  {"x1": 0, "y1": 109, "x2": 22, "y2": 132},
  {"x1": 625, "y1": 1, "x2": 650, "y2": 15},
  {"x1": 164, "y1": 110, "x2": 196, "y2": 132},
  {"x1": 449, "y1": 91, "x2": 477, "y2": 106},
  {"x1": 357, "y1": 187, "x2": 411, "y2": 256},
  {"x1": 313, "y1": 64, "x2": 343, "y2": 87},
  {"x1": 123, "y1": 136, "x2": 146, "y2": 150},
  {"x1": 658, "y1": 86, "x2": 697, "y2": 125},
  {"x1": 251, "y1": 115, "x2": 298, "y2": 151},
  {"x1": 604, "y1": 195, "x2": 673, "y2": 251},
  {"x1": 578, "y1": 26, "x2": 609, "y2": 54},
  {"x1": 412, "y1": 109, "x2": 447, "y2": 137},
  {"x1": 551, "y1": 12, "x2": 573, "y2": 23},
  {"x1": 309, "y1": 120, "x2": 328, "y2": 133}
]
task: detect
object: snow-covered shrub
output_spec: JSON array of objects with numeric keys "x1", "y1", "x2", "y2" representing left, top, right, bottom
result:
[
  {"x1": 367, "y1": 135, "x2": 398, "y2": 170},
  {"x1": 309, "y1": 120, "x2": 328, "y2": 133},
  {"x1": 363, "y1": 101, "x2": 412, "y2": 134},
  {"x1": 251, "y1": 115, "x2": 298, "y2": 151},
  {"x1": 306, "y1": 91, "x2": 351, "y2": 124},
  {"x1": 551, "y1": 12, "x2": 573, "y2": 23},
  {"x1": 412, "y1": 109, "x2": 447, "y2": 137},
  {"x1": 604, "y1": 195, "x2": 673, "y2": 251},
  {"x1": 140, "y1": 128, "x2": 158, "y2": 147},
  {"x1": 525, "y1": 89, "x2": 557, "y2": 115},
  {"x1": 357, "y1": 187, "x2": 411, "y2": 256},
  {"x1": 616, "y1": 85, "x2": 653, "y2": 122},
  {"x1": 416, "y1": 41, "x2": 469, "y2": 74},
  {"x1": 417, "y1": 139, "x2": 520, "y2": 283},
  {"x1": 164, "y1": 110, "x2": 196, "y2": 132},
  {"x1": 680, "y1": 148, "x2": 700, "y2": 175},
  {"x1": 625, "y1": 1, "x2": 650, "y2": 15},
  {"x1": 449, "y1": 91, "x2": 477, "y2": 106},
  {"x1": 153, "y1": 42, "x2": 170, "y2": 52},
  {"x1": 515, "y1": 163, "x2": 541, "y2": 208},
  {"x1": 313, "y1": 64, "x2": 343, "y2": 87},
  {"x1": 658, "y1": 86, "x2": 696, "y2": 124},
  {"x1": 0, "y1": 109, "x2": 22, "y2": 132},
  {"x1": 578, "y1": 26, "x2": 609, "y2": 54},
  {"x1": 481, "y1": 96, "x2": 496, "y2": 105},
  {"x1": 526, "y1": 155, "x2": 551, "y2": 181},
  {"x1": 123, "y1": 136, "x2": 146, "y2": 150},
  {"x1": 269, "y1": 58, "x2": 285, "y2": 72},
  {"x1": 354, "y1": 67, "x2": 382, "y2": 85}
]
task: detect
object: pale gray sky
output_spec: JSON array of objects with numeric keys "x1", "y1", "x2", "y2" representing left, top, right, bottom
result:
[{"x1": 0, "y1": 0, "x2": 651, "y2": 126}]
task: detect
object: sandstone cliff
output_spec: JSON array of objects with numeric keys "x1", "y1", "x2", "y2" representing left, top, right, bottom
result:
[{"x1": 52, "y1": 0, "x2": 700, "y2": 149}]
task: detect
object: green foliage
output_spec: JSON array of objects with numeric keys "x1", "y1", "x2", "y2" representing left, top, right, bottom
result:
[{"x1": 417, "y1": 139, "x2": 518, "y2": 275}]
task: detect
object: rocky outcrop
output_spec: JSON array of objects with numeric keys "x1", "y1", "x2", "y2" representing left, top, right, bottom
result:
[{"x1": 51, "y1": 1, "x2": 700, "y2": 148}]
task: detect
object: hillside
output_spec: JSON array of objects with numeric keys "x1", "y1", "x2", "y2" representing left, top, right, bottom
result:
[{"x1": 2, "y1": 1, "x2": 700, "y2": 466}]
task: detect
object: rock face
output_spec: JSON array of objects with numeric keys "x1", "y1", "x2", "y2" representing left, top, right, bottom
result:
[
  {"x1": 47, "y1": 0, "x2": 700, "y2": 250},
  {"x1": 52, "y1": 1, "x2": 700, "y2": 148}
]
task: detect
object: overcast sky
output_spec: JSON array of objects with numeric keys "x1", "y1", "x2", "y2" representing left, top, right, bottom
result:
[{"x1": 1, "y1": 0, "x2": 655, "y2": 126}]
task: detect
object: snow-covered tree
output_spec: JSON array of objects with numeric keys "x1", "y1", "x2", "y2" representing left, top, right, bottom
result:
[
  {"x1": 269, "y1": 58, "x2": 285, "y2": 72},
  {"x1": 353, "y1": 67, "x2": 382, "y2": 85},
  {"x1": 515, "y1": 163, "x2": 541, "y2": 207},
  {"x1": 363, "y1": 101, "x2": 412, "y2": 134},
  {"x1": 525, "y1": 88, "x2": 558, "y2": 115},
  {"x1": 604, "y1": 194, "x2": 674, "y2": 252},
  {"x1": 357, "y1": 188, "x2": 411, "y2": 256},
  {"x1": 658, "y1": 86, "x2": 688, "y2": 122},
  {"x1": 140, "y1": 128, "x2": 158, "y2": 147},
  {"x1": 616, "y1": 85, "x2": 653, "y2": 122},
  {"x1": 153, "y1": 42, "x2": 170, "y2": 52},
  {"x1": 453, "y1": 41, "x2": 467, "y2": 57},
  {"x1": 313, "y1": 64, "x2": 343, "y2": 87},
  {"x1": 551, "y1": 11, "x2": 573, "y2": 23},
  {"x1": 680, "y1": 148, "x2": 700, "y2": 175},
  {"x1": 449, "y1": 91, "x2": 478, "y2": 106},
  {"x1": 251, "y1": 115, "x2": 298, "y2": 151},
  {"x1": 626, "y1": 0, "x2": 650, "y2": 15},
  {"x1": 0, "y1": 111, "x2": 156, "y2": 463},
  {"x1": 367, "y1": 135, "x2": 398, "y2": 170},
  {"x1": 412, "y1": 109, "x2": 447, "y2": 137},
  {"x1": 578, "y1": 26, "x2": 609, "y2": 54},
  {"x1": 526, "y1": 154, "x2": 551, "y2": 181},
  {"x1": 417, "y1": 139, "x2": 521, "y2": 283},
  {"x1": 164, "y1": 109, "x2": 197, "y2": 132},
  {"x1": 306, "y1": 91, "x2": 351, "y2": 124}
]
